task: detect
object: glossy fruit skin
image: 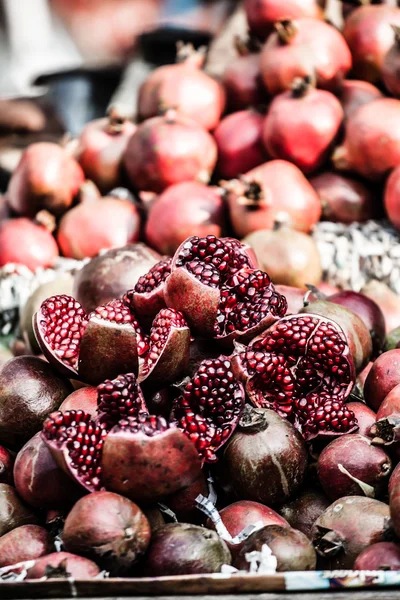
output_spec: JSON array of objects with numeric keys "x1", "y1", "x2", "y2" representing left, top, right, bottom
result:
[
  {"x1": 362, "y1": 280, "x2": 400, "y2": 334},
  {"x1": 0, "y1": 484, "x2": 38, "y2": 537},
  {"x1": 364, "y1": 350, "x2": 400, "y2": 412},
  {"x1": 279, "y1": 488, "x2": 330, "y2": 539},
  {"x1": 340, "y1": 80, "x2": 383, "y2": 119},
  {"x1": 0, "y1": 356, "x2": 72, "y2": 450},
  {"x1": 0, "y1": 218, "x2": 59, "y2": 271},
  {"x1": 222, "y1": 52, "x2": 265, "y2": 112},
  {"x1": 26, "y1": 552, "x2": 100, "y2": 579},
  {"x1": 59, "y1": 387, "x2": 98, "y2": 416},
  {"x1": 346, "y1": 402, "x2": 376, "y2": 437},
  {"x1": 244, "y1": 0, "x2": 325, "y2": 39},
  {"x1": 0, "y1": 524, "x2": 54, "y2": 568},
  {"x1": 0, "y1": 446, "x2": 14, "y2": 485},
  {"x1": 354, "y1": 542, "x2": 400, "y2": 570},
  {"x1": 384, "y1": 165, "x2": 400, "y2": 231}
]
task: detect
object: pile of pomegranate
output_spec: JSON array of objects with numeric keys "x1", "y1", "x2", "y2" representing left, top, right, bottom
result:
[{"x1": 4, "y1": 0, "x2": 400, "y2": 582}]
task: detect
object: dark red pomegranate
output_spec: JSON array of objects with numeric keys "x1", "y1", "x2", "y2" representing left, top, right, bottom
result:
[
  {"x1": 0, "y1": 484, "x2": 38, "y2": 537},
  {"x1": 310, "y1": 172, "x2": 378, "y2": 224},
  {"x1": 144, "y1": 183, "x2": 225, "y2": 255},
  {"x1": 0, "y1": 525, "x2": 54, "y2": 567},
  {"x1": 63, "y1": 491, "x2": 150, "y2": 574},
  {"x1": 138, "y1": 45, "x2": 225, "y2": 131},
  {"x1": 339, "y1": 80, "x2": 383, "y2": 119},
  {"x1": 333, "y1": 99, "x2": 400, "y2": 180},
  {"x1": 263, "y1": 76, "x2": 343, "y2": 174},
  {"x1": 26, "y1": 552, "x2": 100, "y2": 579},
  {"x1": 389, "y1": 463, "x2": 400, "y2": 536},
  {"x1": 0, "y1": 218, "x2": 59, "y2": 271},
  {"x1": 216, "y1": 406, "x2": 308, "y2": 506},
  {"x1": 343, "y1": 5, "x2": 400, "y2": 83},
  {"x1": 0, "y1": 446, "x2": 14, "y2": 485},
  {"x1": 364, "y1": 350, "x2": 400, "y2": 412},
  {"x1": 214, "y1": 110, "x2": 267, "y2": 179},
  {"x1": 232, "y1": 314, "x2": 356, "y2": 440},
  {"x1": 77, "y1": 113, "x2": 136, "y2": 192},
  {"x1": 6, "y1": 142, "x2": 84, "y2": 216},
  {"x1": 361, "y1": 280, "x2": 400, "y2": 334},
  {"x1": 243, "y1": 226, "x2": 322, "y2": 288},
  {"x1": 165, "y1": 472, "x2": 209, "y2": 524},
  {"x1": 385, "y1": 165, "x2": 400, "y2": 231},
  {"x1": 370, "y1": 384, "x2": 400, "y2": 456},
  {"x1": 312, "y1": 496, "x2": 392, "y2": 569},
  {"x1": 279, "y1": 488, "x2": 330, "y2": 539},
  {"x1": 260, "y1": 19, "x2": 352, "y2": 96},
  {"x1": 346, "y1": 402, "x2": 376, "y2": 437},
  {"x1": 225, "y1": 160, "x2": 322, "y2": 237},
  {"x1": 222, "y1": 43, "x2": 265, "y2": 112},
  {"x1": 0, "y1": 356, "x2": 72, "y2": 450},
  {"x1": 244, "y1": 0, "x2": 325, "y2": 39},
  {"x1": 124, "y1": 111, "x2": 217, "y2": 193},
  {"x1": 59, "y1": 387, "x2": 98, "y2": 415},
  {"x1": 142, "y1": 523, "x2": 231, "y2": 576},
  {"x1": 354, "y1": 541, "x2": 400, "y2": 570},
  {"x1": 73, "y1": 243, "x2": 161, "y2": 313}
]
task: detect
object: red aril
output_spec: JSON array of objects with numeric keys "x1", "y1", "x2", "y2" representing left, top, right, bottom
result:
[
  {"x1": 0, "y1": 218, "x2": 58, "y2": 270},
  {"x1": 244, "y1": 0, "x2": 325, "y2": 40},
  {"x1": 339, "y1": 80, "x2": 383, "y2": 120}
]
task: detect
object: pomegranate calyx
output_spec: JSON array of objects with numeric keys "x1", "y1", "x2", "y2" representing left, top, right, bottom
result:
[
  {"x1": 314, "y1": 525, "x2": 345, "y2": 557},
  {"x1": 275, "y1": 19, "x2": 298, "y2": 44}
]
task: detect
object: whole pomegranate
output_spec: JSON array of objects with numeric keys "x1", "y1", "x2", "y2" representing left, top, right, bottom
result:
[
  {"x1": 346, "y1": 401, "x2": 376, "y2": 437},
  {"x1": 260, "y1": 18, "x2": 352, "y2": 95},
  {"x1": 389, "y1": 463, "x2": 400, "y2": 537},
  {"x1": 214, "y1": 110, "x2": 267, "y2": 179},
  {"x1": 124, "y1": 110, "x2": 217, "y2": 193},
  {"x1": 6, "y1": 142, "x2": 84, "y2": 216},
  {"x1": 343, "y1": 5, "x2": 400, "y2": 83},
  {"x1": 333, "y1": 99, "x2": 400, "y2": 180},
  {"x1": 225, "y1": 160, "x2": 322, "y2": 238},
  {"x1": 383, "y1": 26, "x2": 400, "y2": 97},
  {"x1": 262, "y1": 76, "x2": 343, "y2": 174},
  {"x1": 279, "y1": 488, "x2": 330, "y2": 539},
  {"x1": 364, "y1": 349, "x2": 400, "y2": 412},
  {"x1": 244, "y1": 0, "x2": 325, "y2": 39},
  {"x1": 384, "y1": 165, "x2": 400, "y2": 231},
  {"x1": 138, "y1": 44, "x2": 225, "y2": 131},
  {"x1": 0, "y1": 356, "x2": 72, "y2": 449},
  {"x1": 145, "y1": 182, "x2": 225, "y2": 255},
  {"x1": 339, "y1": 80, "x2": 383, "y2": 119},
  {"x1": 243, "y1": 225, "x2": 322, "y2": 288},
  {"x1": 310, "y1": 172, "x2": 378, "y2": 224},
  {"x1": 354, "y1": 542, "x2": 400, "y2": 570},
  {"x1": 63, "y1": 491, "x2": 151, "y2": 574},
  {"x1": 0, "y1": 446, "x2": 14, "y2": 485},
  {"x1": 222, "y1": 41, "x2": 265, "y2": 111},
  {"x1": 0, "y1": 484, "x2": 38, "y2": 537},
  {"x1": 165, "y1": 473, "x2": 209, "y2": 524},
  {"x1": 362, "y1": 280, "x2": 400, "y2": 333},
  {"x1": 0, "y1": 525, "x2": 54, "y2": 567},
  {"x1": 0, "y1": 218, "x2": 58, "y2": 271},
  {"x1": 26, "y1": 552, "x2": 100, "y2": 579},
  {"x1": 77, "y1": 112, "x2": 136, "y2": 192}
]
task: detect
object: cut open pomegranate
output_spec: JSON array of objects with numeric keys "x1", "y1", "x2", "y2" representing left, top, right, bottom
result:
[{"x1": 130, "y1": 257, "x2": 172, "y2": 327}]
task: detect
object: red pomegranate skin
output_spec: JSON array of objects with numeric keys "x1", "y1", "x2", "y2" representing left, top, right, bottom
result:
[
  {"x1": 0, "y1": 446, "x2": 14, "y2": 485},
  {"x1": 384, "y1": 165, "x2": 400, "y2": 231},
  {"x1": 279, "y1": 488, "x2": 330, "y2": 539},
  {"x1": 244, "y1": 0, "x2": 324, "y2": 39},
  {"x1": 317, "y1": 434, "x2": 392, "y2": 501},
  {"x1": 0, "y1": 218, "x2": 58, "y2": 271},
  {"x1": 263, "y1": 87, "x2": 343, "y2": 174},
  {"x1": 164, "y1": 473, "x2": 209, "y2": 524},
  {"x1": 123, "y1": 112, "x2": 218, "y2": 193},
  {"x1": 0, "y1": 524, "x2": 54, "y2": 567},
  {"x1": 340, "y1": 80, "x2": 383, "y2": 119},
  {"x1": 260, "y1": 18, "x2": 352, "y2": 95},
  {"x1": 354, "y1": 541, "x2": 400, "y2": 570},
  {"x1": 390, "y1": 462, "x2": 400, "y2": 537},
  {"x1": 26, "y1": 551, "x2": 100, "y2": 579},
  {"x1": 383, "y1": 36, "x2": 400, "y2": 97},
  {"x1": 145, "y1": 182, "x2": 225, "y2": 255},
  {"x1": 364, "y1": 350, "x2": 400, "y2": 412},
  {"x1": 223, "y1": 52, "x2": 265, "y2": 112},
  {"x1": 6, "y1": 142, "x2": 84, "y2": 216},
  {"x1": 376, "y1": 383, "x2": 400, "y2": 421},
  {"x1": 227, "y1": 160, "x2": 322, "y2": 238},
  {"x1": 346, "y1": 402, "x2": 376, "y2": 437},
  {"x1": 14, "y1": 432, "x2": 81, "y2": 508},
  {"x1": 59, "y1": 387, "x2": 98, "y2": 416},
  {"x1": 214, "y1": 110, "x2": 267, "y2": 179},
  {"x1": 0, "y1": 483, "x2": 38, "y2": 537},
  {"x1": 310, "y1": 172, "x2": 378, "y2": 224},
  {"x1": 343, "y1": 5, "x2": 400, "y2": 83},
  {"x1": 362, "y1": 280, "x2": 400, "y2": 334}
]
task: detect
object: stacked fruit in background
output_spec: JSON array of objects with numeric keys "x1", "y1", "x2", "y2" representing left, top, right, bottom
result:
[{"x1": 4, "y1": 0, "x2": 400, "y2": 580}]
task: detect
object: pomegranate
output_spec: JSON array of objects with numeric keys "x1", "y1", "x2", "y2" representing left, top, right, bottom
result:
[
  {"x1": 138, "y1": 44, "x2": 225, "y2": 131},
  {"x1": 243, "y1": 226, "x2": 322, "y2": 288},
  {"x1": 274, "y1": 285, "x2": 317, "y2": 314},
  {"x1": 0, "y1": 525, "x2": 53, "y2": 568},
  {"x1": 383, "y1": 26, "x2": 400, "y2": 97},
  {"x1": 6, "y1": 142, "x2": 84, "y2": 216},
  {"x1": 77, "y1": 112, "x2": 136, "y2": 192},
  {"x1": 370, "y1": 383, "x2": 400, "y2": 454},
  {"x1": 354, "y1": 541, "x2": 400, "y2": 570},
  {"x1": 222, "y1": 42, "x2": 265, "y2": 112},
  {"x1": 263, "y1": 76, "x2": 343, "y2": 174},
  {"x1": 346, "y1": 402, "x2": 376, "y2": 437},
  {"x1": 131, "y1": 256, "x2": 172, "y2": 327},
  {"x1": 339, "y1": 80, "x2": 383, "y2": 119},
  {"x1": 341, "y1": 0, "x2": 398, "y2": 20},
  {"x1": 260, "y1": 18, "x2": 352, "y2": 96},
  {"x1": 63, "y1": 491, "x2": 150, "y2": 574},
  {"x1": 0, "y1": 446, "x2": 13, "y2": 485},
  {"x1": 329, "y1": 290, "x2": 386, "y2": 356},
  {"x1": 310, "y1": 172, "x2": 378, "y2": 224},
  {"x1": 0, "y1": 218, "x2": 58, "y2": 271},
  {"x1": 216, "y1": 406, "x2": 308, "y2": 506},
  {"x1": 73, "y1": 243, "x2": 160, "y2": 313},
  {"x1": 165, "y1": 473, "x2": 209, "y2": 524},
  {"x1": 0, "y1": 484, "x2": 38, "y2": 537},
  {"x1": 143, "y1": 507, "x2": 165, "y2": 532},
  {"x1": 343, "y1": 5, "x2": 400, "y2": 83},
  {"x1": 164, "y1": 235, "x2": 288, "y2": 343},
  {"x1": 225, "y1": 160, "x2": 322, "y2": 237},
  {"x1": 57, "y1": 196, "x2": 141, "y2": 260},
  {"x1": 0, "y1": 356, "x2": 72, "y2": 449},
  {"x1": 244, "y1": 0, "x2": 325, "y2": 39},
  {"x1": 234, "y1": 525, "x2": 316, "y2": 571},
  {"x1": 144, "y1": 183, "x2": 225, "y2": 256},
  {"x1": 385, "y1": 165, "x2": 400, "y2": 231},
  {"x1": 312, "y1": 496, "x2": 392, "y2": 569},
  {"x1": 123, "y1": 111, "x2": 218, "y2": 193},
  {"x1": 214, "y1": 110, "x2": 267, "y2": 179},
  {"x1": 142, "y1": 523, "x2": 231, "y2": 576},
  {"x1": 364, "y1": 349, "x2": 400, "y2": 412},
  {"x1": 361, "y1": 280, "x2": 400, "y2": 333},
  {"x1": 13, "y1": 432, "x2": 81, "y2": 509},
  {"x1": 333, "y1": 99, "x2": 400, "y2": 180},
  {"x1": 279, "y1": 488, "x2": 330, "y2": 539},
  {"x1": 59, "y1": 387, "x2": 98, "y2": 415},
  {"x1": 232, "y1": 315, "x2": 356, "y2": 439},
  {"x1": 26, "y1": 552, "x2": 100, "y2": 579},
  {"x1": 389, "y1": 463, "x2": 400, "y2": 536}
]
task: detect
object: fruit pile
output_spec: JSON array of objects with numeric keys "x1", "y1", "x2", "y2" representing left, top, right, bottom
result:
[{"x1": 3, "y1": 0, "x2": 400, "y2": 583}]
